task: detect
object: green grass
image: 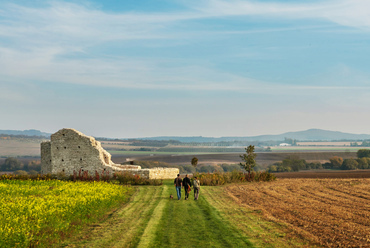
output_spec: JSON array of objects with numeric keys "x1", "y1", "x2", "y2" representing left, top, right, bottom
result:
[
  {"x1": 62, "y1": 180, "x2": 311, "y2": 248},
  {"x1": 62, "y1": 186, "x2": 164, "y2": 248},
  {"x1": 149, "y1": 180, "x2": 253, "y2": 248}
]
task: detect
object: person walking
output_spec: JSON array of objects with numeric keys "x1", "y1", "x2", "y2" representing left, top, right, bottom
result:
[
  {"x1": 193, "y1": 176, "x2": 200, "y2": 200},
  {"x1": 174, "y1": 174, "x2": 183, "y2": 200},
  {"x1": 182, "y1": 174, "x2": 192, "y2": 200}
]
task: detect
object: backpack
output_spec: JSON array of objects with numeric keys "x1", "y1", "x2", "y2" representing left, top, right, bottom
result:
[{"x1": 193, "y1": 179, "x2": 199, "y2": 188}]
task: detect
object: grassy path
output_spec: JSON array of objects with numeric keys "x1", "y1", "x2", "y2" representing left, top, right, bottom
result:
[
  {"x1": 62, "y1": 181, "x2": 309, "y2": 247},
  {"x1": 63, "y1": 185, "x2": 164, "y2": 247},
  {"x1": 148, "y1": 182, "x2": 252, "y2": 248},
  {"x1": 136, "y1": 185, "x2": 168, "y2": 248}
]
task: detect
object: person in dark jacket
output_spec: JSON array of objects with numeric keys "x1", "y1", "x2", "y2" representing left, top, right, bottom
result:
[
  {"x1": 174, "y1": 174, "x2": 183, "y2": 200},
  {"x1": 182, "y1": 174, "x2": 192, "y2": 200}
]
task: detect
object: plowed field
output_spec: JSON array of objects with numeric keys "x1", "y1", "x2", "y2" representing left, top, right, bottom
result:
[{"x1": 226, "y1": 179, "x2": 370, "y2": 247}]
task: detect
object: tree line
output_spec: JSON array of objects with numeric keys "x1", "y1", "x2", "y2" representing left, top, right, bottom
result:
[
  {"x1": 0, "y1": 158, "x2": 41, "y2": 175},
  {"x1": 268, "y1": 149, "x2": 370, "y2": 172}
]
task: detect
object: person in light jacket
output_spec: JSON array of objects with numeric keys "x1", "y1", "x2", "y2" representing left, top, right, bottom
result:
[{"x1": 193, "y1": 176, "x2": 200, "y2": 200}]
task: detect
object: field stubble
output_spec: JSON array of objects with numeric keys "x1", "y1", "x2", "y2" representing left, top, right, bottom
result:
[{"x1": 226, "y1": 179, "x2": 370, "y2": 247}]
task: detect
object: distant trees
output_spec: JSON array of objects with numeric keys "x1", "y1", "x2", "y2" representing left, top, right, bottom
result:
[
  {"x1": 0, "y1": 158, "x2": 41, "y2": 172},
  {"x1": 282, "y1": 155, "x2": 306, "y2": 171},
  {"x1": 268, "y1": 155, "x2": 307, "y2": 172},
  {"x1": 357, "y1": 158, "x2": 370, "y2": 169},
  {"x1": 351, "y1": 141, "x2": 370, "y2": 147},
  {"x1": 341, "y1": 159, "x2": 359, "y2": 170},
  {"x1": 362, "y1": 141, "x2": 370, "y2": 147},
  {"x1": 284, "y1": 138, "x2": 297, "y2": 146},
  {"x1": 357, "y1": 149, "x2": 370, "y2": 158},
  {"x1": 1, "y1": 157, "x2": 23, "y2": 171},
  {"x1": 329, "y1": 156, "x2": 343, "y2": 169},
  {"x1": 268, "y1": 150, "x2": 370, "y2": 173}
]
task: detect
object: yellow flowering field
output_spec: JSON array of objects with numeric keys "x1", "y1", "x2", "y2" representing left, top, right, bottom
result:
[{"x1": 0, "y1": 179, "x2": 134, "y2": 247}]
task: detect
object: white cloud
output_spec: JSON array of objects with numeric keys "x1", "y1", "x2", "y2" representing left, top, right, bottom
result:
[{"x1": 192, "y1": 0, "x2": 370, "y2": 30}]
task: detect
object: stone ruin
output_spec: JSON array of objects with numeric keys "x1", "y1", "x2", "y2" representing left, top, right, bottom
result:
[{"x1": 41, "y1": 128, "x2": 179, "y2": 179}]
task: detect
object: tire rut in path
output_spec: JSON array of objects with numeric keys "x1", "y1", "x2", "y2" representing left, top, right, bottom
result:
[
  {"x1": 63, "y1": 186, "x2": 163, "y2": 248},
  {"x1": 136, "y1": 185, "x2": 168, "y2": 248}
]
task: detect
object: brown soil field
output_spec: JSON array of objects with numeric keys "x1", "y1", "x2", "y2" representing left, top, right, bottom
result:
[
  {"x1": 0, "y1": 139, "x2": 44, "y2": 157},
  {"x1": 226, "y1": 179, "x2": 370, "y2": 247},
  {"x1": 275, "y1": 170, "x2": 370, "y2": 179}
]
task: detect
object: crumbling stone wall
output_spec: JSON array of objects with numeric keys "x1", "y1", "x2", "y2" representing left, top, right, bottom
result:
[
  {"x1": 41, "y1": 142, "x2": 51, "y2": 173},
  {"x1": 147, "y1": 168, "x2": 180, "y2": 179},
  {"x1": 41, "y1": 128, "x2": 179, "y2": 179}
]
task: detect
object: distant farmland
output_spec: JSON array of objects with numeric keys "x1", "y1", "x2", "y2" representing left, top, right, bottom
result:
[
  {"x1": 296, "y1": 141, "x2": 358, "y2": 146},
  {"x1": 0, "y1": 137, "x2": 363, "y2": 169},
  {"x1": 111, "y1": 151, "x2": 358, "y2": 167},
  {"x1": 0, "y1": 139, "x2": 45, "y2": 157}
]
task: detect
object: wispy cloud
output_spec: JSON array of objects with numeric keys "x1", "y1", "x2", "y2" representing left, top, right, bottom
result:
[
  {"x1": 0, "y1": 0, "x2": 370, "y2": 94},
  {"x1": 192, "y1": 0, "x2": 370, "y2": 30}
]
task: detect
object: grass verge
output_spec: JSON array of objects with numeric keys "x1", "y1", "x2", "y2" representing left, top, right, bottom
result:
[{"x1": 203, "y1": 185, "x2": 311, "y2": 247}]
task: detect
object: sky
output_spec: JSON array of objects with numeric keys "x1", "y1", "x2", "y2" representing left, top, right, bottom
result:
[{"x1": 1, "y1": 0, "x2": 370, "y2": 138}]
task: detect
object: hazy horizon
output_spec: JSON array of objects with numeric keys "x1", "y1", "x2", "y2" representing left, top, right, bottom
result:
[{"x1": 1, "y1": 0, "x2": 370, "y2": 138}]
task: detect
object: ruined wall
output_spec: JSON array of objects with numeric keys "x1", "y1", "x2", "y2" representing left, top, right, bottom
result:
[
  {"x1": 41, "y1": 128, "x2": 178, "y2": 179},
  {"x1": 148, "y1": 168, "x2": 179, "y2": 179},
  {"x1": 40, "y1": 141, "x2": 51, "y2": 174},
  {"x1": 41, "y1": 128, "x2": 141, "y2": 176}
]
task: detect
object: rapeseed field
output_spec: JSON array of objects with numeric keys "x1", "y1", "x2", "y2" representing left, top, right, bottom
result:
[{"x1": 0, "y1": 179, "x2": 133, "y2": 247}]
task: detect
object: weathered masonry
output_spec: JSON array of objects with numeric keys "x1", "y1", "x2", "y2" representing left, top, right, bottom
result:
[{"x1": 41, "y1": 128, "x2": 179, "y2": 179}]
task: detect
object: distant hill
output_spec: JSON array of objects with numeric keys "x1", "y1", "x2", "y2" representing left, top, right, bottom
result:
[
  {"x1": 1, "y1": 128, "x2": 370, "y2": 142},
  {"x1": 139, "y1": 129, "x2": 370, "y2": 142},
  {"x1": 0, "y1": 129, "x2": 50, "y2": 137}
]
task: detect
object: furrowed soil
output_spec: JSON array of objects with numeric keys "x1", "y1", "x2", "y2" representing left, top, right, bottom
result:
[
  {"x1": 62, "y1": 180, "x2": 308, "y2": 248},
  {"x1": 225, "y1": 179, "x2": 370, "y2": 247}
]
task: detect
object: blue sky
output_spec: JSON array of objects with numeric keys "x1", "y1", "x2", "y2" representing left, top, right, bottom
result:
[{"x1": 1, "y1": 0, "x2": 370, "y2": 138}]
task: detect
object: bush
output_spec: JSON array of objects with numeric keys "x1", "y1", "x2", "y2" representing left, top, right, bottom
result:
[
  {"x1": 182, "y1": 164, "x2": 196, "y2": 174},
  {"x1": 306, "y1": 162, "x2": 323, "y2": 170},
  {"x1": 268, "y1": 162, "x2": 292, "y2": 172},
  {"x1": 330, "y1": 156, "x2": 343, "y2": 169},
  {"x1": 220, "y1": 164, "x2": 243, "y2": 172},
  {"x1": 357, "y1": 157, "x2": 370, "y2": 169},
  {"x1": 0, "y1": 170, "x2": 163, "y2": 186},
  {"x1": 282, "y1": 155, "x2": 306, "y2": 171},
  {"x1": 13, "y1": 170, "x2": 28, "y2": 175},
  {"x1": 113, "y1": 172, "x2": 162, "y2": 186},
  {"x1": 341, "y1": 159, "x2": 359, "y2": 170},
  {"x1": 357, "y1": 149, "x2": 370, "y2": 158},
  {"x1": 194, "y1": 171, "x2": 276, "y2": 186}
]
